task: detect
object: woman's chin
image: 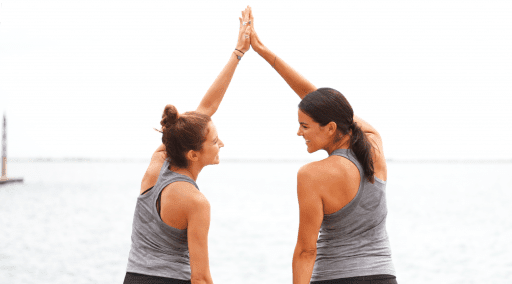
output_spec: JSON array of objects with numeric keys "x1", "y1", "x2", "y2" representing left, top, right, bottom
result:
[{"x1": 306, "y1": 146, "x2": 318, "y2": 153}]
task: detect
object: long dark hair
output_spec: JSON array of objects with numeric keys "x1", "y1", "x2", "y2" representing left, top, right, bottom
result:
[
  {"x1": 157, "y1": 104, "x2": 211, "y2": 169},
  {"x1": 298, "y1": 88, "x2": 375, "y2": 183}
]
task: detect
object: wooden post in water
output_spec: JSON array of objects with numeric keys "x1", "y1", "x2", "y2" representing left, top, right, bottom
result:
[{"x1": 0, "y1": 113, "x2": 23, "y2": 184}]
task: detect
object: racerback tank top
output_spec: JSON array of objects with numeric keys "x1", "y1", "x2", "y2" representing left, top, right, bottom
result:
[
  {"x1": 311, "y1": 149, "x2": 395, "y2": 281},
  {"x1": 126, "y1": 159, "x2": 199, "y2": 280}
]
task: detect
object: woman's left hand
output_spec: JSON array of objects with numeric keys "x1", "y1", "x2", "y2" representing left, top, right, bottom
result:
[{"x1": 235, "y1": 6, "x2": 251, "y2": 54}]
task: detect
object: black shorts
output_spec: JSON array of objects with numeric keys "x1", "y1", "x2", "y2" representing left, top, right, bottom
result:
[
  {"x1": 123, "y1": 272, "x2": 191, "y2": 284},
  {"x1": 311, "y1": 274, "x2": 397, "y2": 284}
]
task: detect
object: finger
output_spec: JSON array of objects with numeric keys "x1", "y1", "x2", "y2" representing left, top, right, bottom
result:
[
  {"x1": 242, "y1": 10, "x2": 247, "y2": 26},
  {"x1": 249, "y1": 7, "x2": 254, "y2": 26},
  {"x1": 243, "y1": 8, "x2": 249, "y2": 21},
  {"x1": 239, "y1": 17, "x2": 243, "y2": 29}
]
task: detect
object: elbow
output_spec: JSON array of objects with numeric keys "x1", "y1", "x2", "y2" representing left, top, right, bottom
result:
[
  {"x1": 295, "y1": 247, "x2": 317, "y2": 260},
  {"x1": 300, "y1": 248, "x2": 317, "y2": 258}
]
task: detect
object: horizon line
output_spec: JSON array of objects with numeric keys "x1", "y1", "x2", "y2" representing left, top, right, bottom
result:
[{"x1": 6, "y1": 157, "x2": 512, "y2": 164}]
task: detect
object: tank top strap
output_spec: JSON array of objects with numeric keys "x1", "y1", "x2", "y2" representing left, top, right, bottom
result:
[
  {"x1": 329, "y1": 149, "x2": 364, "y2": 179},
  {"x1": 148, "y1": 159, "x2": 200, "y2": 203},
  {"x1": 325, "y1": 149, "x2": 365, "y2": 218}
]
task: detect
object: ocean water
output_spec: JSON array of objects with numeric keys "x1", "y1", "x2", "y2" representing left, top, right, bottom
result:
[{"x1": 1, "y1": 160, "x2": 511, "y2": 284}]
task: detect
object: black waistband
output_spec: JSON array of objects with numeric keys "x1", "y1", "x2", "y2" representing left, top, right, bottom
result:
[
  {"x1": 124, "y1": 272, "x2": 191, "y2": 284},
  {"x1": 311, "y1": 274, "x2": 397, "y2": 284}
]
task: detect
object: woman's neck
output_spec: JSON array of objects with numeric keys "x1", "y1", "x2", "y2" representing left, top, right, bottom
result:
[
  {"x1": 325, "y1": 133, "x2": 351, "y2": 155},
  {"x1": 170, "y1": 163, "x2": 204, "y2": 181}
]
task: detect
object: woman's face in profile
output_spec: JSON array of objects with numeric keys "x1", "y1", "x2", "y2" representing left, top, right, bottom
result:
[
  {"x1": 200, "y1": 121, "x2": 224, "y2": 165},
  {"x1": 297, "y1": 109, "x2": 330, "y2": 153}
]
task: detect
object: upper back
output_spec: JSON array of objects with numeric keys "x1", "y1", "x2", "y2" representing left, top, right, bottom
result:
[
  {"x1": 310, "y1": 149, "x2": 395, "y2": 280},
  {"x1": 126, "y1": 158, "x2": 200, "y2": 279},
  {"x1": 317, "y1": 145, "x2": 386, "y2": 215},
  {"x1": 132, "y1": 158, "x2": 200, "y2": 244}
]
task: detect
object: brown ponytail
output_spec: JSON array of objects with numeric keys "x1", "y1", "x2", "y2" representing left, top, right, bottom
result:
[{"x1": 348, "y1": 121, "x2": 375, "y2": 183}]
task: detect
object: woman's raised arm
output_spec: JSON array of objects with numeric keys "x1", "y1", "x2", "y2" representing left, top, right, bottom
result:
[
  {"x1": 142, "y1": 7, "x2": 251, "y2": 191},
  {"x1": 249, "y1": 7, "x2": 316, "y2": 99},
  {"x1": 249, "y1": 8, "x2": 382, "y2": 142},
  {"x1": 195, "y1": 6, "x2": 252, "y2": 117}
]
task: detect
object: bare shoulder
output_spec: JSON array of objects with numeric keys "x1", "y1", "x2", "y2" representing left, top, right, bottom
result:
[
  {"x1": 165, "y1": 181, "x2": 207, "y2": 200},
  {"x1": 298, "y1": 160, "x2": 338, "y2": 188},
  {"x1": 301, "y1": 158, "x2": 351, "y2": 175},
  {"x1": 160, "y1": 181, "x2": 209, "y2": 230},
  {"x1": 164, "y1": 181, "x2": 210, "y2": 210},
  {"x1": 298, "y1": 161, "x2": 322, "y2": 179}
]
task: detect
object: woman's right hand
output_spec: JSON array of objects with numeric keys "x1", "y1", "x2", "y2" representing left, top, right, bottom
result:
[
  {"x1": 248, "y1": 7, "x2": 265, "y2": 54},
  {"x1": 235, "y1": 6, "x2": 252, "y2": 54}
]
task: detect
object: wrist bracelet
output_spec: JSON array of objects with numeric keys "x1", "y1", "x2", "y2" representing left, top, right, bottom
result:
[
  {"x1": 234, "y1": 51, "x2": 242, "y2": 61},
  {"x1": 235, "y1": 49, "x2": 244, "y2": 55}
]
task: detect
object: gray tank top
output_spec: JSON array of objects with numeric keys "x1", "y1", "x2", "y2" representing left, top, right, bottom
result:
[
  {"x1": 126, "y1": 159, "x2": 199, "y2": 280},
  {"x1": 310, "y1": 149, "x2": 395, "y2": 281}
]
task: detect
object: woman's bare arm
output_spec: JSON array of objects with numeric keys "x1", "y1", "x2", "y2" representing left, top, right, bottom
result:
[
  {"x1": 249, "y1": 7, "x2": 316, "y2": 99},
  {"x1": 186, "y1": 190, "x2": 213, "y2": 284},
  {"x1": 142, "y1": 8, "x2": 252, "y2": 190},
  {"x1": 293, "y1": 164, "x2": 324, "y2": 284},
  {"x1": 248, "y1": 8, "x2": 383, "y2": 153},
  {"x1": 196, "y1": 7, "x2": 252, "y2": 117}
]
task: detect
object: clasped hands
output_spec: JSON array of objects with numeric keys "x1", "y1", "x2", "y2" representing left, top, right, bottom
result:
[{"x1": 235, "y1": 6, "x2": 265, "y2": 58}]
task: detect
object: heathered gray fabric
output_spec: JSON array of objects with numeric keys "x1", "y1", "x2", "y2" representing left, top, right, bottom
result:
[
  {"x1": 310, "y1": 149, "x2": 395, "y2": 281},
  {"x1": 126, "y1": 159, "x2": 199, "y2": 280}
]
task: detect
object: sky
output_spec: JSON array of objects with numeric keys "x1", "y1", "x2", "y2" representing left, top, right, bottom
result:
[{"x1": 1, "y1": 0, "x2": 511, "y2": 161}]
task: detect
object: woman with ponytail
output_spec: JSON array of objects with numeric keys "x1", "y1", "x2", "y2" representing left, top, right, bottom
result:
[
  {"x1": 123, "y1": 7, "x2": 252, "y2": 284},
  {"x1": 248, "y1": 7, "x2": 397, "y2": 284}
]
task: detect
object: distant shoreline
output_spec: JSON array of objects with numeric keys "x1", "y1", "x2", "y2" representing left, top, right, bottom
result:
[{"x1": 6, "y1": 158, "x2": 512, "y2": 164}]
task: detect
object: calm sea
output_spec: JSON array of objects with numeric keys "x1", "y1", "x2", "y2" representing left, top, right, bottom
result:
[{"x1": 1, "y1": 160, "x2": 511, "y2": 284}]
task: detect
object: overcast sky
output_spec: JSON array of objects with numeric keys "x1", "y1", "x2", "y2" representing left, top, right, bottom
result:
[{"x1": 1, "y1": 0, "x2": 511, "y2": 161}]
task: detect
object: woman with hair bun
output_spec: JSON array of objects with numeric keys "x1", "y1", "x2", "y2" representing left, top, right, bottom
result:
[
  {"x1": 248, "y1": 7, "x2": 397, "y2": 284},
  {"x1": 123, "y1": 7, "x2": 252, "y2": 284}
]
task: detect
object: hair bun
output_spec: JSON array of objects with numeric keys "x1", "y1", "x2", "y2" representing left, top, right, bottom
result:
[{"x1": 161, "y1": 104, "x2": 179, "y2": 129}]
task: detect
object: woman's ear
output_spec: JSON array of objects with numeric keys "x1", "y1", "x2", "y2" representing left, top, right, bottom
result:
[
  {"x1": 327, "y1": 121, "x2": 338, "y2": 136},
  {"x1": 186, "y1": 150, "x2": 200, "y2": 162}
]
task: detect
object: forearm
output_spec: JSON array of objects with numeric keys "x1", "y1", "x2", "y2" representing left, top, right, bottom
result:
[
  {"x1": 256, "y1": 46, "x2": 316, "y2": 99},
  {"x1": 197, "y1": 52, "x2": 241, "y2": 117},
  {"x1": 292, "y1": 247, "x2": 317, "y2": 284}
]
